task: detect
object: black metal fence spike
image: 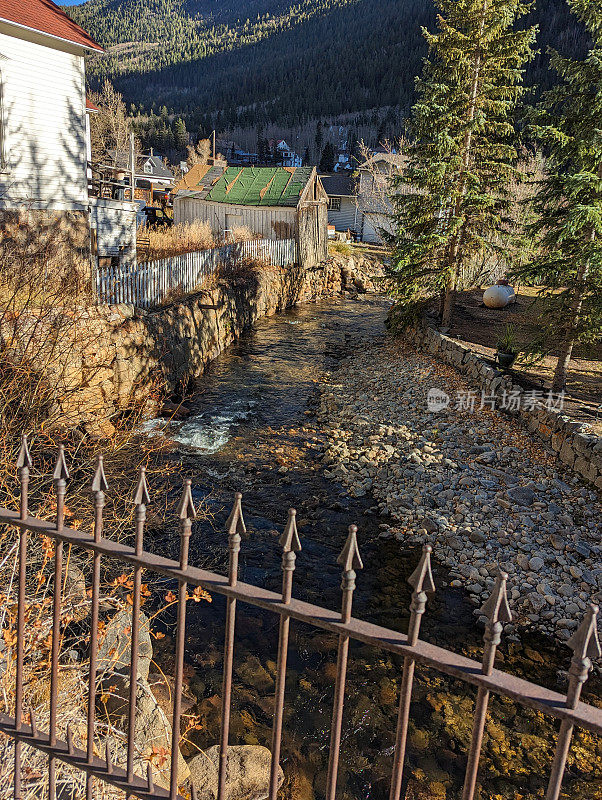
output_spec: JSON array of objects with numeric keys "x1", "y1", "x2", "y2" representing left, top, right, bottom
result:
[
  {"x1": 226, "y1": 491, "x2": 246, "y2": 537},
  {"x1": 279, "y1": 508, "x2": 302, "y2": 553},
  {"x1": 16, "y1": 435, "x2": 32, "y2": 471},
  {"x1": 133, "y1": 466, "x2": 150, "y2": 507},
  {"x1": 146, "y1": 762, "x2": 154, "y2": 791},
  {"x1": 408, "y1": 544, "x2": 435, "y2": 594},
  {"x1": 66, "y1": 725, "x2": 74, "y2": 754},
  {"x1": 53, "y1": 444, "x2": 69, "y2": 483},
  {"x1": 91, "y1": 454, "x2": 108, "y2": 494},
  {"x1": 567, "y1": 604, "x2": 601, "y2": 662},
  {"x1": 177, "y1": 479, "x2": 197, "y2": 521},
  {"x1": 480, "y1": 569, "x2": 512, "y2": 625},
  {"x1": 337, "y1": 525, "x2": 363, "y2": 573}
]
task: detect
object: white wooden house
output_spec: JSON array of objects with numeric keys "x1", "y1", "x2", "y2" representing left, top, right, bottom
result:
[
  {"x1": 272, "y1": 140, "x2": 303, "y2": 168},
  {"x1": 320, "y1": 174, "x2": 357, "y2": 234},
  {"x1": 0, "y1": 0, "x2": 138, "y2": 271},
  {"x1": 356, "y1": 152, "x2": 406, "y2": 244}
]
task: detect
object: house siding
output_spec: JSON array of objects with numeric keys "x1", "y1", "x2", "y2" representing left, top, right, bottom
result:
[
  {"x1": 0, "y1": 24, "x2": 87, "y2": 210},
  {"x1": 327, "y1": 196, "x2": 357, "y2": 232}
]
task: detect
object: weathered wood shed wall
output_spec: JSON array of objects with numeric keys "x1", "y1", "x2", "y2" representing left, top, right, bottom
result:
[
  {"x1": 174, "y1": 199, "x2": 297, "y2": 241},
  {"x1": 298, "y1": 172, "x2": 328, "y2": 268}
]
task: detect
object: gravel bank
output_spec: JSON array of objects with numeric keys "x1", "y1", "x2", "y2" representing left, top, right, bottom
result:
[{"x1": 318, "y1": 339, "x2": 602, "y2": 643}]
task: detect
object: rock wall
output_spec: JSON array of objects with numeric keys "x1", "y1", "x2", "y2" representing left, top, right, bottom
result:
[
  {"x1": 413, "y1": 323, "x2": 602, "y2": 490},
  {"x1": 3, "y1": 255, "x2": 382, "y2": 437}
]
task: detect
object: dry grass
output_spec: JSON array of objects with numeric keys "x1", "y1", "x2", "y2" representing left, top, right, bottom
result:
[
  {"x1": 328, "y1": 241, "x2": 353, "y2": 256},
  {"x1": 138, "y1": 222, "x2": 259, "y2": 262}
]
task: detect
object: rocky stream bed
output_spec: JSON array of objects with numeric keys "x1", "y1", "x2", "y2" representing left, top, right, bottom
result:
[{"x1": 139, "y1": 298, "x2": 602, "y2": 800}]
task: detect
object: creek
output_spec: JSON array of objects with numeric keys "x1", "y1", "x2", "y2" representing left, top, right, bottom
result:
[{"x1": 142, "y1": 297, "x2": 602, "y2": 800}]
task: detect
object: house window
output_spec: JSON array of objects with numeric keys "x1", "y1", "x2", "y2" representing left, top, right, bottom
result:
[
  {"x1": 329, "y1": 197, "x2": 342, "y2": 212},
  {"x1": 144, "y1": 162, "x2": 152, "y2": 175}
]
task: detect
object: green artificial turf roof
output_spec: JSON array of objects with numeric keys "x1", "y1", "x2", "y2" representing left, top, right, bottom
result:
[{"x1": 204, "y1": 166, "x2": 313, "y2": 207}]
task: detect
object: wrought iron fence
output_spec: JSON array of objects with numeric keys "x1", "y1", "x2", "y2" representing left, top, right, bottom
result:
[
  {"x1": 1, "y1": 437, "x2": 602, "y2": 800},
  {"x1": 95, "y1": 238, "x2": 299, "y2": 309}
]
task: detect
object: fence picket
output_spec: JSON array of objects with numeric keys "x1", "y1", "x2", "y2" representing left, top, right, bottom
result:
[{"x1": 95, "y1": 238, "x2": 299, "y2": 309}]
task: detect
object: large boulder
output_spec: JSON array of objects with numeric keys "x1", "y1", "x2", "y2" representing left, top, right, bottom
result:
[
  {"x1": 187, "y1": 745, "x2": 284, "y2": 800},
  {"x1": 97, "y1": 608, "x2": 153, "y2": 718},
  {"x1": 98, "y1": 607, "x2": 153, "y2": 682}
]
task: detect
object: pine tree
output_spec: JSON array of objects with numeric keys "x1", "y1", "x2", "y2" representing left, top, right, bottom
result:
[
  {"x1": 173, "y1": 117, "x2": 188, "y2": 152},
  {"x1": 388, "y1": 0, "x2": 536, "y2": 328},
  {"x1": 319, "y1": 142, "x2": 336, "y2": 172},
  {"x1": 512, "y1": 1, "x2": 602, "y2": 391},
  {"x1": 315, "y1": 121, "x2": 324, "y2": 158}
]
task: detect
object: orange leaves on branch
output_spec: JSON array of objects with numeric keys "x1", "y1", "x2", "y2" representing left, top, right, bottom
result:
[
  {"x1": 190, "y1": 586, "x2": 211, "y2": 603},
  {"x1": 164, "y1": 590, "x2": 176, "y2": 604}
]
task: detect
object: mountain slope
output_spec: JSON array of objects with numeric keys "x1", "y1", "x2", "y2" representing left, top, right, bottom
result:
[{"x1": 66, "y1": 0, "x2": 590, "y2": 127}]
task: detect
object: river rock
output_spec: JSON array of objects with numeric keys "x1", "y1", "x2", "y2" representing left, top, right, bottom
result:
[
  {"x1": 187, "y1": 745, "x2": 283, "y2": 800},
  {"x1": 507, "y1": 487, "x2": 535, "y2": 507}
]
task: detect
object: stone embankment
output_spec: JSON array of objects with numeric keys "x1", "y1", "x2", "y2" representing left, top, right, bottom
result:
[
  {"x1": 2, "y1": 253, "x2": 383, "y2": 437},
  {"x1": 413, "y1": 322, "x2": 602, "y2": 490},
  {"x1": 318, "y1": 339, "x2": 602, "y2": 643}
]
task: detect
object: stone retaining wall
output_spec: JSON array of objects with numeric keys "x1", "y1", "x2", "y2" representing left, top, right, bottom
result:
[
  {"x1": 413, "y1": 323, "x2": 602, "y2": 490},
  {"x1": 3, "y1": 254, "x2": 383, "y2": 437}
]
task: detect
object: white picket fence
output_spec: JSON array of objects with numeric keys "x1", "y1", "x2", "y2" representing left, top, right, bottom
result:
[{"x1": 95, "y1": 238, "x2": 299, "y2": 309}]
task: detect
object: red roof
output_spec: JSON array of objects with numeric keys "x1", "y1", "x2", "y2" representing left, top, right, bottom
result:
[
  {"x1": 86, "y1": 97, "x2": 100, "y2": 112},
  {"x1": 0, "y1": 0, "x2": 103, "y2": 51}
]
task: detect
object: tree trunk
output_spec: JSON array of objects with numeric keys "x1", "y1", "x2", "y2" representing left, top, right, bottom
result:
[
  {"x1": 441, "y1": 280, "x2": 456, "y2": 328},
  {"x1": 440, "y1": 0, "x2": 488, "y2": 325},
  {"x1": 552, "y1": 256, "x2": 591, "y2": 391},
  {"x1": 552, "y1": 337, "x2": 576, "y2": 393}
]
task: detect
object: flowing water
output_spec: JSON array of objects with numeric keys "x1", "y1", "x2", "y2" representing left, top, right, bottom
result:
[{"x1": 143, "y1": 298, "x2": 602, "y2": 800}]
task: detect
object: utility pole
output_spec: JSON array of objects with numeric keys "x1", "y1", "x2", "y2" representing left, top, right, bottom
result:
[{"x1": 129, "y1": 132, "x2": 136, "y2": 202}]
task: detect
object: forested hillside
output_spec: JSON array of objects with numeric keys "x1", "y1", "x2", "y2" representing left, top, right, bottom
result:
[{"x1": 66, "y1": 0, "x2": 589, "y2": 129}]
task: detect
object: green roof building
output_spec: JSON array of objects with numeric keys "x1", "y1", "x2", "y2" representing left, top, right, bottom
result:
[{"x1": 174, "y1": 166, "x2": 329, "y2": 269}]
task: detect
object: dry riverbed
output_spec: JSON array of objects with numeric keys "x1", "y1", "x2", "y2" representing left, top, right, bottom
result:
[{"x1": 318, "y1": 338, "x2": 602, "y2": 644}]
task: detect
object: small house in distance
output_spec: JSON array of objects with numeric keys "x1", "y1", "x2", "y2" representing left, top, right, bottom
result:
[
  {"x1": 320, "y1": 174, "x2": 357, "y2": 234},
  {"x1": 174, "y1": 166, "x2": 328, "y2": 268}
]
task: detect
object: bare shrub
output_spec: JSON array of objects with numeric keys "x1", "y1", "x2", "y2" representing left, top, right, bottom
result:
[
  {"x1": 0, "y1": 212, "x2": 199, "y2": 796},
  {"x1": 138, "y1": 221, "x2": 215, "y2": 262},
  {"x1": 217, "y1": 255, "x2": 273, "y2": 287},
  {"x1": 229, "y1": 226, "x2": 258, "y2": 243}
]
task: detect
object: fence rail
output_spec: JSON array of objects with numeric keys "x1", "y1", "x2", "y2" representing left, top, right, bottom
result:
[
  {"x1": 2, "y1": 439, "x2": 602, "y2": 800},
  {"x1": 95, "y1": 238, "x2": 299, "y2": 309}
]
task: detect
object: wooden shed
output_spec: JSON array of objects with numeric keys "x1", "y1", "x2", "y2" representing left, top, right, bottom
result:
[{"x1": 173, "y1": 166, "x2": 328, "y2": 268}]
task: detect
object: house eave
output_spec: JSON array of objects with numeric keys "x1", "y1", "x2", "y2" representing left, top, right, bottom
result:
[{"x1": 0, "y1": 17, "x2": 104, "y2": 52}]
